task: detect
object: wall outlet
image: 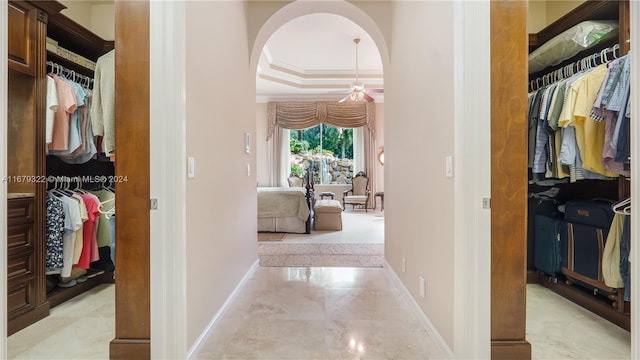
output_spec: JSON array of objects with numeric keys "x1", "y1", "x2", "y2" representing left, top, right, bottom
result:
[
  {"x1": 402, "y1": 258, "x2": 406, "y2": 273},
  {"x1": 419, "y1": 276, "x2": 426, "y2": 298}
]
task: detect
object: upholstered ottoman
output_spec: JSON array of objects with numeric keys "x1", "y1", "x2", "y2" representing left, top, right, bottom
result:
[{"x1": 313, "y1": 199, "x2": 343, "y2": 231}]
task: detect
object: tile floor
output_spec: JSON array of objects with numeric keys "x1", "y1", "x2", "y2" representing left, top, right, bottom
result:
[
  {"x1": 6, "y1": 269, "x2": 633, "y2": 359},
  {"x1": 7, "y1": 284, "x2": 114, "y2": 359},
  {"x1": 191, "y1": 266, "x2": 450, "y2": 360},
  {"x1": 5, "y1": 210, "x2": 632, "y2": 359}
]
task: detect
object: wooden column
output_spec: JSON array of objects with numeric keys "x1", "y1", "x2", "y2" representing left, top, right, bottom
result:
[
  {"x1": 490, "y1": 1, "x2": 530, "y2": 359},
  {"x1": 110, "y1": 1, "x2": 150, "y2": 359}
]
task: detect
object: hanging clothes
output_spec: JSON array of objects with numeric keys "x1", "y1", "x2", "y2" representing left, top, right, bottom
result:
[
  {"x1": 91, "y1": 49, "x2": 116, "y2": 157},
  {"x1": 527, "y1": 51, "x2": 631, "y2": 185}
]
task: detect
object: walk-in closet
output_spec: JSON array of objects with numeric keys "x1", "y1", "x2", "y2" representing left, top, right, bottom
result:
[
  {"x1": 8, "y1": 0, "x2": 115, "y2": 335},
  {"x1": 526, "y1": 0, "x2": 631, "y2": 356}
]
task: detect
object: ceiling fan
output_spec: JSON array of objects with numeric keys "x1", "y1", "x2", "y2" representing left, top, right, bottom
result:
[{"x1": 335, "y1": 38, "x2": 383, "y2": 103}]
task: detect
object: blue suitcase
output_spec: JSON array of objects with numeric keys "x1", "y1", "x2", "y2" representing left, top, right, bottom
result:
[
  {"x1": 561, "y1": 200, "x2": 615, "y2": 294},
  {"x1": 534, "y1": 214, "x2": 563, "y2": 275},
  {"x1": 528, "y1": 197, "x2": 560, "y2": 271}
]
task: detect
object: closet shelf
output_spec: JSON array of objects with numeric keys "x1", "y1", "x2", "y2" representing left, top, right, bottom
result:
[
  {"x1": 529, "y1": 0, "x2": 619, "y2": 51},
  {"x1": 47, "y1": 271, "x2": 115, "y2": 309}
]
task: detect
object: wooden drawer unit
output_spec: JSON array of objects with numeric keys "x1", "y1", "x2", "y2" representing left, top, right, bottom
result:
[
  {"x1": 7, "y1": 197, "x2": 47, "y2": 334},
  {"x1": 8, "y1": 1, "x2": 39, "y2": 75},
  {"x1": 7, "y1": 197, "x2": 34, "y2": 224}
]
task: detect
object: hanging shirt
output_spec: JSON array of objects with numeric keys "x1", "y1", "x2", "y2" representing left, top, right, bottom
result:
[
  {"x1": 48, "y1": 74, "x2": 77, "y2": 151},
  {"x1": 91, "y1": 50, "x2": 116, "y2": 156},
  {"x1": 73, "y1": 194, "x2": 100, "y2": 269},
  {"x1": 58, "y1": 195, "x2": 83, "y2": 278},
  {"x1": 71, "y1": 193, "x2": 89, "y2": 265},
  {"x1": 45, "y1": 76, "x2": 59, "y2": 146},
  {"x1": 45, "y1": 193, "x2": 65, "y2": 274},
  {"x1": 89, "y1": 189, "x2": 116, "y2": 248}
]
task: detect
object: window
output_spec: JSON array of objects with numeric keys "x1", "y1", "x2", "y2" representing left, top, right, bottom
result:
[{"x1": 290, "y1": 124, "x2": 357, "y2": 184}]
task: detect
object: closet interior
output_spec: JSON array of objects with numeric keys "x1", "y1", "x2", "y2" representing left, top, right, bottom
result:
[
  {"x1": 7, "y1": 0, "x2": 116, "y2": 335},
  {"x1": 527, "y1": 0, "x2": 631, "y2": 331}
]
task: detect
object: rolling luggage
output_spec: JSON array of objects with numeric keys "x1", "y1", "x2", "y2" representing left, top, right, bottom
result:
[
  {"x1": 561, "y1": 200, "x2": 615, "y2": 294},
  {"x1": 533, "y1": 214, "x2": 563, "y2": 275},
  {"x1": 527, "y1": 196, "x2": 560, "y2": 270}
]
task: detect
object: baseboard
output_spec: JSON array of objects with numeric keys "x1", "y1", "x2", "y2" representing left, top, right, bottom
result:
[
  {"x1": 109, "y1": 339, "x2": 150, "y2": 360},
  {"x1": 186, "y1": 259, "x2": 259, "y2": 359},
  {"x1": 383, "y1": 260, "x2": 454, "y2": 359},
  {"x1": 491, "y1": 340, "x2": 531, "y2": 360}
]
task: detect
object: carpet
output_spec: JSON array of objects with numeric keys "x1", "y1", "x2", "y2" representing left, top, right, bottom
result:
[{"x1": 258, "y1": 232, "x2": 286, "y2": 241}]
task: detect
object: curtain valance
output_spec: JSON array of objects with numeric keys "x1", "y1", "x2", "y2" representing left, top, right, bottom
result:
[{"x1": 266, "y1": 101, "x2": 375, "y2": 140}]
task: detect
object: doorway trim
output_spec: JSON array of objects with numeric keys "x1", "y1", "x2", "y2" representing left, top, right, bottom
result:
[
  {"x1": 453, "y1": 1, "x2": 491, "y2": 358},
  {"x1": 1, "y1": 3, "x2": 8, "y2": 359},
  {"x1": 149, "y1": 1, "x2": 188, "y2": 358},
  {"x1": 630, "y1": 1, "x2": 639, "y2": 357}
]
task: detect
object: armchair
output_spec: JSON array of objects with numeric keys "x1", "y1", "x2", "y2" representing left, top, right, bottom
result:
[
  {"x1": 342, "y1": 171, "x2": 370, "y2": 211},
  {"x1": 287, "y1": 173, "x2": 304, "y2": 187}
]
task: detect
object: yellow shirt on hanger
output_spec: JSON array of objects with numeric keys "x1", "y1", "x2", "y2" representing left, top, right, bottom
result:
[{"x1": 572, "y1": 64, "x2": 618, "y2": 177}]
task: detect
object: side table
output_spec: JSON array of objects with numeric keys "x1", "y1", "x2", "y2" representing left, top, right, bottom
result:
[
  {"x1": 374, "y1": 191, "x2": 384, "y2": 211},
  {"x1": 319, "y1": 191, "x2": 335, "y2": 200}
]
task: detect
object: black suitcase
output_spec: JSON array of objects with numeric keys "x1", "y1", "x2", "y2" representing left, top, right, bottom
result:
[
  {"x1": 534, "y1": 214, "x2": 563, "y2": 275},
  {"x1": 527, "y1": 197, "x2": 560, "y2": 270},
  {"x1": 561, "y1": 200, "x2": 615, "y2": 294}
]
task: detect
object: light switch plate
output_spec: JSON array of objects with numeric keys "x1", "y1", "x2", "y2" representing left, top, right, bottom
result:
[
  {"x1": 187, "y1": 157, "x2": 195, "y2": 178},
  {"x1": 445, "y1": 155, "x2": 453, "y2": 178},
  {"x1": 245, "y1": 132, "x2": 251, "y2": 154}
]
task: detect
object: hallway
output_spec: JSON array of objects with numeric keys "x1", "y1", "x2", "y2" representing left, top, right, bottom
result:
[
  {"x1": 5, "y1": 265, "x2": 631, "y2": 359},
  {"x1": 191, "y1": 266, "x2": 448, "y2": 359}
]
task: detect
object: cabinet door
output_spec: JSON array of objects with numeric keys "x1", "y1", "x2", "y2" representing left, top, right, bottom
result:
[{"x1": 8, "y1": 1, "x2": 38, "y2": 75}]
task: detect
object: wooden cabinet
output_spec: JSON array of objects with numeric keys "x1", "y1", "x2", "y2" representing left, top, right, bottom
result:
[
  {"x1": 7, "y1": 197, "x2": 48, "y2": 335},
  {"x1": 7, "y1": 0, "x2": 48, "y2": 335},
  {"x1": 8, "y1": 1, "x2": 39, "y2": 75}
]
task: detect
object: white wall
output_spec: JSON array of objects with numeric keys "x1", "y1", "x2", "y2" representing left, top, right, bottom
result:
[
  {"x1": 385, "y1": 1, "x2": 455, "y2": 348},
  {"x1": 184, "y1": 1, "x2": 257, "y2": 348}
]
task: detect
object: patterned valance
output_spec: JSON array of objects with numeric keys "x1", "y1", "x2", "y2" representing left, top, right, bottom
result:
[{"x1": 266, "y1": 101, "x2": 375, "y2": 140}]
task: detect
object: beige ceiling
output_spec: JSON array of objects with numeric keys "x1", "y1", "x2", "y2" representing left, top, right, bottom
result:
[{"x1": 256, "y1": 13, "x2": 384, "y2": 102}]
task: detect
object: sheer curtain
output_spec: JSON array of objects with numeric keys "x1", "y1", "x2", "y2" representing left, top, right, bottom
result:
[
  {"x1": 353, "y1": 127, "x2": 365, "y2": 174},
  {"x1": 266, "y1": 101, "x2": 376, "y2": 203},
  {"x1": 267, "y1": 126, "x2": 290, "y2": 187}
]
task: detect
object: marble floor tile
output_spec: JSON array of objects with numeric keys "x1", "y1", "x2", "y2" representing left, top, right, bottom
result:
[
  {"x1": 6, "y1": 269, "x2": 633, "y2": 360},
  {"x1": 7, "y1": 284, "x2": 115, "y2": 360},
  {"x1": 527, "y1": 284, "x2": 631, "y2": 360},
  {"x1": 193, "y1": 267, "x2": 446, "y2": 360}
]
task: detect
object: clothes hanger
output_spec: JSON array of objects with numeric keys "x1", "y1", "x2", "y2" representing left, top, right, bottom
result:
[{"x1": 612, "y1": 197, "x2": 631, "y2": 214}]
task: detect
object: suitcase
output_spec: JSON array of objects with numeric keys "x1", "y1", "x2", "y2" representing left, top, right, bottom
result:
[
  {"x1": 527, "y1": 197, "x2": 560, "y2": 270},
  {"x1": 561, "y1": 200, "x2": 615, "y2": 294},
  {"x1": 533, "y1": 214, "x2": 563, "y2": 275}
]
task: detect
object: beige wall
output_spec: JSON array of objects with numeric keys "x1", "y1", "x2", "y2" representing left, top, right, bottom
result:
[
  {"x1": 185, "y1": 1, "x2": 258, "y2": 347},
  {"x1": 385, "y1": 1, "x2": 455, "y2": 347},
  {"x1": 189, "y1": 0, "x2": 455, "y2": 351},
  {"x1": 59, "y1": 1, "x2": 115, "y2": 40},
  {"x1": 528, "y1": 0, "x2": 586, "y2": 33}
]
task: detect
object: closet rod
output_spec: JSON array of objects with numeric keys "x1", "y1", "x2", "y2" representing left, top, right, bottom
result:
[
  {"x1": 529, "y1": 43, "x2": 621, "y2": 92},
  {"x1": 46, "y1": 60, "x2": 94, "y2": 88}
]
